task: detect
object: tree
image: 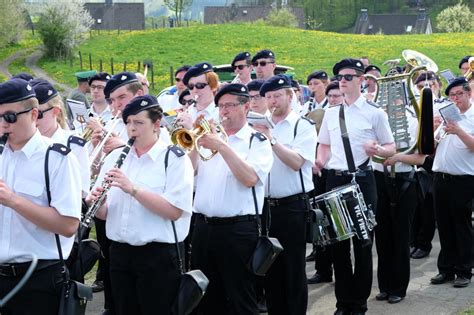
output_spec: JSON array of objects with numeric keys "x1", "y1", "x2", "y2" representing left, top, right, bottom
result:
[
  {"x1": 0, "y1": 0, "x2": 26, "y2": 48},
  {"x1": 436, "y1": 0, "x2": 474, "y2": 32},
  {"x1": 164, "y1": 0, "x2": 193, "y2": 27},
  {"x1": 36, "y1": 0, "x2": 93, "y2": 59},
  {"x1": 265, "y1": 8, "x2": 299, "y2": 28}
]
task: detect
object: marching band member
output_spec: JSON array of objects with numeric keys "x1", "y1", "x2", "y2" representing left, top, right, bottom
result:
[
  {"x1": 88, "y1": 72, "x2": 113, "y2": 124},
  {"x1": 158, "y1": 65, "x2": 191, "y2": 112},
  {"x1": 232, "y1": 52, "x2": 253, "y2": 85},
  {"x1": 31, "y1": 78, "x2": 90, "y2": 196},
  {"x1": 430, "y1": 77, "x2": 474, "y2": 288},
  {"x1": 190, "y1": 84, "x2": 273, "y2": 314},
  {"x1": 307, "y1": 81, "x2": 344, "y2": 285},
  {"x1": 252, "y1": 49, "x2": 277, "y2": 80},
  {"x1": 177, "y1": 89, "x2": 195, "y2": 112},
  {"x1": 175, "y1": 62, "x2": 220, "y2": 129},
  {"x1": 87, "y1": 94, "x2": 194, "y2": 314},
  {"x1": 314, "y1": 58, "x2": 395, "y2": 315},
  {"x1": 459, "y1": 55, "x2": 472, "y2": 76},
  {"x1": 254, "y1": 74, "x2": 317, "y2": 315},
  {"x1": 247, "y1": 79, "x2": 268, "y2": 115},
  {"x1": 0, "y1": 78, "x2": 82, "y2": 314},
  {"x1": 302, "y1": 70, "x2": 329, "y2": 115},
  {"x1": 363, "y1": 65, "x2": 382, "y2": 101},
  {"x1": 68, "y1": 70, "x2": 96, "y2": 108}
]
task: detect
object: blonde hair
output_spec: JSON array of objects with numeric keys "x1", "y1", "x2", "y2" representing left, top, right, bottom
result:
[
  {"x1": 205, "y1": 72, "x2": 220, "y2": 94},
  {"x1": 21, "y1": 97, "x2": 39, "y2": 109},
  {"x1": 46, "y1": 95, "x2": 67, "y2": 129}
]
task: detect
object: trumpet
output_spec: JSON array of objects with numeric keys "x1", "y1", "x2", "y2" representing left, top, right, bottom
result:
[
  {"x1": 89, "y1": 111, "x2": 123, "y2": 170},
  {"x1": 171, "y1": 117, "x2": 227, "y2": 160},
  {"x1": 434, "y1": 123, "x2": 448, "y2": 143},
  {"x1": 81, "y1": 137, "x2": 136, "y2": 232},
  {"x1": 80, "y1": 117, "x2": 104, "y2": 141},
  {"x1": 231, "y1": 73, "x2": 241, "y2": 84},
  {"x1": 0, "y1": 133, "x2": 9, "y2": 156},
  {"x1": 464, "y1": 57, "x2": 474, "y2": 81}
]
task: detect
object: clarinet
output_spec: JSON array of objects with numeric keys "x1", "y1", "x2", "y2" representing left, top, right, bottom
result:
[
  {"x1": 0, "y1": 133, "x2": 9, "y2": 156},
  {"x1": 81, "y1": 137, "x2": 136, "y2": 230}
]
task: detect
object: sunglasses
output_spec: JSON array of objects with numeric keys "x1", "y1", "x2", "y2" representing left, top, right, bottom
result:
[
  {"x1": 187, "y1": 82, "x2": 208, "y2": 90},
  {"x1": 0, "y1": 108, "x2": 34, "y2": 124},
  {"x1": 334, "y1": 74, "x2": 361, "y2": 82},
  {"x1": 327, "y1": 94, "x2": 343, "y2": 98},
  {"x1": 252, "y1": 61, "x2": 274, "y2": 67},
  {"x1": 233, "y1": 65, "x2": 248, "y2": 70},
  {"x1": 38, "y1": 107, "x2": 55, "y2": 119},
  {"x1": 175, "y1": 78, "x2": 182, "y2": 82},
  {"x1": 182, "y1": 99, "x2": 196, "y2": 106}
]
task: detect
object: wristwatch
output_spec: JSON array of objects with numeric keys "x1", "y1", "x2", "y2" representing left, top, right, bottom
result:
[{"x1": 270, "y1": 137, "x2": 277, "y2": 146}]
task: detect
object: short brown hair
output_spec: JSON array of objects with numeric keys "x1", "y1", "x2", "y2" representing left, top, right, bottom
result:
[
  {"x1": 126, "y1": 81, "x2": 144, "y2": 96},
  {"x1": 205, "y1": 72, "x2": 220, "y2": 94}
]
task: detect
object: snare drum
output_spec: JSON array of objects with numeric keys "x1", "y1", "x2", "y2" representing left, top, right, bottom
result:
[{"x1": 311, "y1": 183, "x2": 376, "y2": 246}]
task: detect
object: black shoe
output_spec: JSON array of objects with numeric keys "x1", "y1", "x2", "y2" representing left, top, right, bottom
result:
[
  {"x1": 388, "y1": 295, "x2": 404, "y2": 304},
  {"x1": 411, "y1": 248, "x2": 430, "y2": 259},
  {"x1": 307, "y1": 273, "x2": 332, "y2": 284},
  {"x1": 257, "y1": 297, "x2": 268, "y2": 313},
  {"x1": 92, "y1": 280, "x2": 105, "y2": 293},
  {"x1": 430, "y1": 273, "x2": 455, "y2": 284},
  {"x1": 453, "y1": 276, "x2": 471, "y2": 288},
  {"x1": 375, "y1": 292, "x2": 388, "y2": 301},
  {"x1": 410, "y1": 246, "x2": 417, "y2": 256},
  {"x1": 334, "y1": 309, "x2": 351, "y2": 315},
  {"x1": 305, "y1": 251, "x2": 316, "y2": 262}
]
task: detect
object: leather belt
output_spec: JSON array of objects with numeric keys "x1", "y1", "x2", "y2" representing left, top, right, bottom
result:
[
  {"x1": 0, "y1": 260, "x2": 61, "y2": 277},
  {"x1": 195, "y1": 213, "x2": 256, "y2": 225},
  {"x1": 435, "y1": 172, "x2": 474, "y2": 180},
  {"x1": 265, "y1": 192, "x2": 307, "y2": 207},
  {"x1": 327, "y1": 165, "x2": 373, "y2": 177}
]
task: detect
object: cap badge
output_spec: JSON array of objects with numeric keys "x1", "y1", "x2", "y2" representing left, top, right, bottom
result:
[
  {"x1": 269, "y1": 52, "x2": 273, "y2": 56},
  {"x1": 278, "y1": 79, "x2": 284, "y2": 84},
  {"x1": 106, "y1": 75, "x2": 111, "y2": 80},
  {"x1": 241, "y1": 87, "x2": 246, "y2": 92},
  {"x1": 140, "y1": 100, "x2": 149, "y2": 106},
  {"x1": 203, "y1": 64, "x2": 208, "y2": 69},
  {"x1": 121, "y1": 75, "x2": 127, "y2": 81},
  {"x1": 26, "y1": 84, "x2": 32, "y2": 91},
  {"x1": 48, "y1": 90, "x2": 53, "y2": 96},
  {"x1": 356, "y1": 62, "x2": 362, "y2": 67}
]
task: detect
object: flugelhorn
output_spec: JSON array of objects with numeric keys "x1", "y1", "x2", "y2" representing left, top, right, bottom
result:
[
  {"x1": 81, "y1": 137, "x2": 136, "y2": 232},
  {"x1": 171, "y1": 117, "x2": 227, "y2": 161},
  {"x1": 0, "y1": 133, "x2": 9, "y2": 156},
  {"x1": 464, "y1": 57, "x2": 474, "y2": 81},
  {"x1": 80, "y1": 116, "x2": 104, "y2": 141}
]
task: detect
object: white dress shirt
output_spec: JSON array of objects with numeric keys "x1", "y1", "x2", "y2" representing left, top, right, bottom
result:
[
  {"x1": 96, "y1": 139, "x2": 194, "y2": 245},
  {"x1": 0, "y1": 131, "x2": 82, "y2": 263},
  {"x1": 89, "y1": 104, "x2": 113, "y2": 125},
  {"x1": 301, "y1": 97, "x2": 328, "y2": 115},
  {"x1": 267, "y1": 111, "x2": 317, "y2": 198},
  {"x1": 194, "y1": 124, "x2": 273, "y2": 217},
  {"x1": 188, "y1": 101, "x2": 219, "y2": 121},
  {"x1": 433, "y1": 104, "x2": 474, "y2": 175},
  {"x1": 51, "y1": 127, "x2": 91, "y2": 194},
  {"x1": 319, "y1": 96, "x2": 394, "y2": 171}
]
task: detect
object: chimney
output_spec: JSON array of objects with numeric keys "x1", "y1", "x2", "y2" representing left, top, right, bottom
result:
[
  {"x1": 417, "y1": 8, "x2": 426, "y2": 20},
  {"x1": 360, "y1": 8, "x2": 368, "y2": 21}
]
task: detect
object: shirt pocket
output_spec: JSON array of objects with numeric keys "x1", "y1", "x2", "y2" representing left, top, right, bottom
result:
[
  {"x1": 136, "y1": 172, "x2": 165, "y2": 193},
  {"x1": 452, "y1": 136, "x2": 467, "y2": 150},
  {"x1": 14, "y1": 178, "x2": 45, "y2": 205}
]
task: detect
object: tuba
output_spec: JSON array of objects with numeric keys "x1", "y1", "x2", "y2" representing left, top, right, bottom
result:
[
  {"x1": 365, "y1": 50, "x2": 437, "y2": 162},
  {"x1": 170, "y1": 117, "x2": 227, "y2": 161}
]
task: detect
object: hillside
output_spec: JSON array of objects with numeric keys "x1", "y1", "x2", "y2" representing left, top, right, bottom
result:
[{"x1": 35, "y1": 24, "x2": 473, "y2": 93}]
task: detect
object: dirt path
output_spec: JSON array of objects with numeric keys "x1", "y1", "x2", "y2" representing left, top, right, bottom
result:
[{"x1": 0, "y1": 51, "x2": 25, "y2": 78}]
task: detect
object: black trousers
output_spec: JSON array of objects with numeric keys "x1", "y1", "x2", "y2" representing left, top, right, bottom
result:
[
  {"x1": 95, "y1": 218, "x2": 115, "y2": 313},
  {"x1": 433, "y1": 173, "x2": 474, "y2": 278},
  {"x1": 374, "y1": 170, "x2": 417, "y2": 297},
  {"x1": 0, "y1": 262, "x2": 63, "y2": 315},
  {"x1": 326, "y1": 171, "x2": 376, "y2": 313},
  {"x1": 312, "y1": 170, "x2": 333, "y2": 277},
  {"x1": 410, "y1": 171, "x2": 436, "y2": 252},
  {"x1": 264, "y1": 198, "x2": 308, "y2": 315},
  {"x1": 191, "y1": 216, "x2": 258, "y2": 315},
  {"x1": 109, "y1": 241, "x2": 180, "y2": 315}
]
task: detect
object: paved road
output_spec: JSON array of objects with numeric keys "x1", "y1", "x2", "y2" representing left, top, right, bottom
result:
[{"x1": 86, "y1": 232, "x2": 474, "y2": 315}]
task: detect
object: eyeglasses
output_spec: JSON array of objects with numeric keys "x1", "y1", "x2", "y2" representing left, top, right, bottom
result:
[
  {"x1": 0, "y1": 108, "x2": 33, "y2": 124},
  {"x1": 252, "y1": 61, "x2": 274, "y2": 67},
  {"x1": 233, "y1": 64, "x2": 248, "y2": 70},
  {"x1": 327, "y1": 94, "x2": 343, "y2": 98},
  {"x1": 249, "y1": 94, "x2": 262, "y2": 101},
  {"x1": 182, "y1": 99, "x2": 196, "y2": 106},
  {"x1": 38, "y1": 107, "x2": 55, "y2": 119},
  {"x1": 449, "y1": 91, "x2": 466, "y2": 98},
  {"x1": 334, "y1": 74, "x2": 361, "y2": 82},
  {"x1": 216, "y1": 102, "x2": 242, "y2": 109},
  {"x1": 90, "y1": 85, "x2": 105, "y2": 90},
  {"x1": 187, "y1": 82, "x2": 208, "y2": 90},
  {"x1": 175, "y1": 78, "x2": 182, "y2": 82}
]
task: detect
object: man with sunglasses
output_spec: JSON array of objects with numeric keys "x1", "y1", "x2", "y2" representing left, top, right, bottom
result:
[
  {"x1": 252, "y1": 75, "x2": 317, "y2": 315},
  {"x1": 189, "y1": 83, "x2": 273, "y2": 314},
  {"x1": 0, "y1": 78, "x2": 82, "y2": 314},
  {"x1": 252, "y1": 50, "x2": 277, "y2": 80},
  {"x1": 430, "y1": 77, "x2": 474, "y2": 288},
  {"x1": 232, "y1": 52, "x2": 253, "y2": 85},
  {"x1": 315, "y1": 58, "x2": 395, "y2": 315},
  {"x1": 158, "y1": 64, "x2": 191, "y2": 112}
]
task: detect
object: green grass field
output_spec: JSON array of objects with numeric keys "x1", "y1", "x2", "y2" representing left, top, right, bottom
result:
[
  {"x1": 0, "y1": 33, "x2": 41, "y2": 82},
  {"x1": 36, "y1": 24, "x2": 474, "y2": 94}
]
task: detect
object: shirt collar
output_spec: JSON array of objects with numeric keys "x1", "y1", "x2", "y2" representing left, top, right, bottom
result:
[
  {"x1": 18, "y1": 130, "x2": 46, "y2": 159},
  {"x1": 279, "y1": 110, "x2": 300, "y2": 126},
  {"x1": 133, "y1": 138, "x2": 168, "y2": 162},
  {"x1": 462, "y1": 103, "x2": 474, "y2": 119},
  {"x1": 231, "y1": 123, "x2": 253, "y2": 141}
]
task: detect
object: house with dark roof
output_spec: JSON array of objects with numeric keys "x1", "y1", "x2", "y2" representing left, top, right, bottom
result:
[
  {"x1": 204, "y1": 4, "x2": 305, "y2": 29},
  {"x1": 353, "y1": 8, "x2": 432, "y2": 35},
  {"x1": 85, "y1": 1, "x2": 145, "y2": 30}
]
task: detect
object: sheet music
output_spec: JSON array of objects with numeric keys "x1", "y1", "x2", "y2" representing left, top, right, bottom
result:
[
  {"x1": 66, "y1": 99, "x2": 90, "y2": 132},
  {"x1": 247, "y1": 111, "x2": 274, "y2": 129},
  {"x1": 439, "y1": 102, "x2": 462, "y2": 123}
]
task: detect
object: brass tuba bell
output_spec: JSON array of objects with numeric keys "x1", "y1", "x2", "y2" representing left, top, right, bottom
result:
[{"x1": 170, "y1": 117, "x2": 227, "y2": 161}]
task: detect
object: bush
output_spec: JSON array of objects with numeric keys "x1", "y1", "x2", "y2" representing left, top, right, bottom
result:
[
  {"x1": 436, "y1": 0, "x2": 474, "y2": 33},
  {"x1": 0, "y1": 0, "x2": 26, "y2": 48},
  {"x1": 265, "y1": 8, "x2": 299, "y2": 28},
  {"x1": 36, "y1": 0, "x2": 93, "y2": 58}
]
